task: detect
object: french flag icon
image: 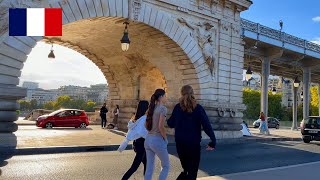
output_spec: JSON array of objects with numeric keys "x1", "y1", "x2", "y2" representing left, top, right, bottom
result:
[{"x1": 9, "y1": 8, "x2": 62, "y2": 36}]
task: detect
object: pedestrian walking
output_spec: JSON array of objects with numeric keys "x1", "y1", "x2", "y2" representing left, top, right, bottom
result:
[
  {"x1": 113, "y1": 105, "x2": 120, "y2": 130},
  {"x1": 144, "y1": 89, "x2": 170, "y2": 180},
  {"x1": 259, "y1": 112, "x2": 270, "y2": 135},
  {"x1": 167, "y1": 85, "x2": 216, "y2": 180},
  {"x1": 100, "y1": 103, "x2": 108, "y2": 129},
  {"x1": 118, "y1": 100, "x2": 149, "y2": 180}
]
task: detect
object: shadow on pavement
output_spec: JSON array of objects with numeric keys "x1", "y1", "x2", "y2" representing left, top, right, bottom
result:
[
  {"x1": 202, "y1": 142, "x2": 320, "y2": 176},
  {"x1": 0, "y1": 133, "x2": 17, "y2": 177},
  {"x1": 167, "y1": 141, "x2": 320, "y2": 178}
]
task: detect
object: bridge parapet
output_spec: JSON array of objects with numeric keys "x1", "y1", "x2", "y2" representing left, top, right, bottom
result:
[{"x1": 241, "y1": 18, "x2": 320, "y2": 54}]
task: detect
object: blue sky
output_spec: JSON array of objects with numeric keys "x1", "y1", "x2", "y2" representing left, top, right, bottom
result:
[{"x1": 241, "y1": 0, "x2": 320, "y2": 44}]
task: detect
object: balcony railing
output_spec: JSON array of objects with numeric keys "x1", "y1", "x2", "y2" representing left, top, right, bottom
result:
[{"x1": 241, "y1": 18, "x2": 320, "y2": 53}]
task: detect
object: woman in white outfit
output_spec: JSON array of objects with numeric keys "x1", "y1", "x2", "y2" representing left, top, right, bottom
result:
[{"x1": 118, "y1": 100, "x2": 149, "y2": 180}]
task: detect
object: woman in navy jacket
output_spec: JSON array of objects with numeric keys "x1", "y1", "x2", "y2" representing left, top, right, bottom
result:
[{"x1": 167, "y1": 85, "x2": 216, "y2": 180}]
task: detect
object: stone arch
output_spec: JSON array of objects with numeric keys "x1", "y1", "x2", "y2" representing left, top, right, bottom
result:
[
  {"x1": 0, "y1": 0, "x2": 214, "y2": 100},
  {"x1": 0, "y1": 0, "x2": 219, "y2": 132},
  {"x1": 42, "y1": 38, "x2": 120, "y2": 100}
]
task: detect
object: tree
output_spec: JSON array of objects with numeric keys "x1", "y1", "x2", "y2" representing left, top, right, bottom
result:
[
  {"x1": 310, "y1": 86, "x2": 318, "y2": 108},
  {"x1": 43, "y1": 101, "x2": 55, "y2": 110},
  {"x1": 19, "y1": 100, "x2": 31, "y2": 111},
  {"x1": 54, "y1": 96, "x2": 72, "y2": 109},
  {"x1": 243, "y1": 88, "x2": 288, "y2": 120},
  {"x1": 84, "y1": 101, "x2": 96, "y2": 112},
  {"x1": 243, "y1": 88, "x2": 261, "y2": 119},
  {"x1": 30, "y1": 99, "x2": 38, "y2": 109}
]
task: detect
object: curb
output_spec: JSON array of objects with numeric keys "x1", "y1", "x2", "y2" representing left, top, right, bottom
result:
[
  {"x1": 0, "y1": 137, "x2": 302, "y2": 156},
  {"x1": 0, "y1": 143, "x2": 177, "y2": 156}
]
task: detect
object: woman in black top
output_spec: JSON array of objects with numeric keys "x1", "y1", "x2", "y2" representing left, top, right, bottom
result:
[
  {"x1": 122, "y1": 100, "x2": 149, "y2": 180},
  {"x1": 167, "y1": 85, "x2": 216, "y2": 180},
  {"x1": 100, "y1": 103, "x2": 108, "y2": 129}
]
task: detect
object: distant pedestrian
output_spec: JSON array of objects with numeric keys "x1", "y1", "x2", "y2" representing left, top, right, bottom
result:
[
  {"x1": 113, "y1": 105, "x2": 120, "y2": 130},
  {"x1": 100, "y1": 103, "x2": 108, "y2": 129},
  {"x1": 167, "y1": 85, "x2": 216, "y2": 180},
  {"x1": 259, "y1": 112, "x2": 270, "y2": 135},
  {"x1": 144, "y1": 89, "x2": 170, "y2": 180},
  {"x1": 119, "y1": 100, "x2": 149, "y2": 180}
]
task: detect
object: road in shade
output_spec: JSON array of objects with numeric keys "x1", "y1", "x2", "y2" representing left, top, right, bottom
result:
[{"x1": 1, "y1": 141, "x2": 320, "y2": 180}]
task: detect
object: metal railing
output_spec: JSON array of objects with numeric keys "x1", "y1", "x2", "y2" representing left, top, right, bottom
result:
[{"x1": 241, "y1": 18, "x2": 320, "y2": 53}]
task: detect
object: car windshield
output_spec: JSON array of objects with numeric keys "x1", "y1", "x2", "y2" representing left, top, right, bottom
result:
[{"x1": 48, "y1": 110, "x2": 65, "y2": 116}]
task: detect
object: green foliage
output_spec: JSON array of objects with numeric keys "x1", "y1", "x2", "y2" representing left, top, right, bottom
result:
[
  {"x1": 84, "y1": 101, "x2": 96, "y2": 112},
  {"x1": 243, "y1": 88, "x2": 260, "y2": 119},
  {"x1": 18, "y1": 100, "x2": 31, "y2": 111},
  {"x1": 311, "y1": 86, "x2": 318, "y2": 107},
  {"x1": 244, "y1": 86, "x2": 320, "y2": 122},
  {"x1": 243, "y1": 88, "x2": 286, "y2": 120},
  {"x1": 43, "y1": 101, "x2": 55, "y2": 110},
  {"x1": 54, "y1": 96, "x2": 72, "y2": 109},
  {"x1": 18, "y1": 96, "x2": 97, "y2": 112}
]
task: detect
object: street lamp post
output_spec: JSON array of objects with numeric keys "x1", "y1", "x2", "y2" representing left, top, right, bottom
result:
[
  {"x1": 292, "y1": 78, "x2": 300, "y2": 130},
  {"x1": 48, "y1": 43, "x2": 55, "y2": 59},
  {"x1": 293, "y1": 76, "x2": 300, "y2": 88},
  {"x1": 246, "y1": 65, "x2": 253, "y2": 81},
  {"x1": 279, "y1": 20, "x2": 283, "y2": 32},
  {"x1": 120, "y1": 22, "x2": 130, "y2": 51}
]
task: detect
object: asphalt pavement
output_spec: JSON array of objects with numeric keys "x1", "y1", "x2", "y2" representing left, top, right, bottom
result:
[{"x1": 1, "y1": 141, "x2": 320, "y2": 180}]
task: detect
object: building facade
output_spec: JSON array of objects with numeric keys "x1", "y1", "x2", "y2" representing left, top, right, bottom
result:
[{"x1": 21, "y1": 82, "x2": 109, "y2": 105}]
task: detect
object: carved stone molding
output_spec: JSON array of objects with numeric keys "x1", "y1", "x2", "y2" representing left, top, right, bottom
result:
[
  {"x1": 217, "y1": 107, "x2": 226, "y2": 117},
  {"x1": 228, "y1": 108, "x2": 236, "y2": 117},
  {"x1": 177, "y1": 17, "x2": 217, "y2": 78},
  {"x1": 231, "y1": 24, "x2": 240, "y2": 35},
  {"x1": 219, "y1": 20, "x2": 230, "y2": 32},
  {"x1": 129, "y1": 0, "x2": 142, "y2": 21}
]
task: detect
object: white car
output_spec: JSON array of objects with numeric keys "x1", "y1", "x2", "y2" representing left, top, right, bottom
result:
[{"x1": 253, "y1": 118, "x2": 280, "y2": 129}]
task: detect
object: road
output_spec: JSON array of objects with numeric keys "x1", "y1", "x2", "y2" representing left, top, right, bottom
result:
[{"x1": 1, "y1": 141, "x2": 320, "y2": 180}]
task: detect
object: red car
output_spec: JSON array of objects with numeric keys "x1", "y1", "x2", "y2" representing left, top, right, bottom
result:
[{"x1": 36, "y1": 109, "x2": 89, "y2": 129}]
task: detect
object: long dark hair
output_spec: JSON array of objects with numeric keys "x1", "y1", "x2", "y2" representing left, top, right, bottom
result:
[
  {"x1": 146, "y1": 89, "x2": 166, "y2": 131},
  {"x1": 134, "y1": 100, "x2": 149, "y2": 121},
  {"x1": 180, "y1": 85, "x2": 197, "y2": 112}
]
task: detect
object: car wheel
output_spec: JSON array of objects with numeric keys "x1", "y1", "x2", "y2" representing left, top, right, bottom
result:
[
  {"x1": 45, "y1": 122, "x2": 53, "y2": 129},
  {"x1": 303, "y1": 137, "x2": 311, "y2": 143},
  {"x1": 79, "y1": 122, "x2": 87, "y2": 128},
  {"x1": 276, "y1": 124, "x2": 280, "y2": 129}
]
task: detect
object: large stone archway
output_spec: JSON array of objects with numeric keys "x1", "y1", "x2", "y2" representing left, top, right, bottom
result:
[{"x1": 0, "y1": 0, "x2": 251, "y2": 139}]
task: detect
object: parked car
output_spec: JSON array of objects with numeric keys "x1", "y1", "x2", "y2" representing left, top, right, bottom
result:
[
  {"x1": 253, "y1": 117, "x2": 280, "y2": 129},
  {"x1": 36, "y1": 109, "x2": 89, "y2": 129},
  {"x1": 300, "y1": 116, "x2": 320, "y2": 143}
]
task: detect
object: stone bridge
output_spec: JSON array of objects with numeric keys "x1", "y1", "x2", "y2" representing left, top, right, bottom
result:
[{"x1": 0, "y1": 0, "x2": 318, "y2": 138}]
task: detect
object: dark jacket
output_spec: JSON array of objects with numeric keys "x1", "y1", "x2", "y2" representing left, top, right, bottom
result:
[
  {"x1": 100, "y1": 106, "x2": 108, "y2": 118},
  {"x1": 167, "y1": 104, "x2": 216, "y2": 148}
]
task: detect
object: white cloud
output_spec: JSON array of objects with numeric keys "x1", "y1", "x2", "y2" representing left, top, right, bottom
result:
[
  {"x1": 311, "y1": 37, "x2": 320, "y2": 45},
  {"x1": 312, "y1": 16, "x2": 320, "y2": 22},
  {"x1": 20, "y1": 42, "x2": 107, "y2": 89}
]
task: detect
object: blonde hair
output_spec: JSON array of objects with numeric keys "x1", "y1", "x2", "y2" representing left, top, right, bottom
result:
[{"x1": 179, "y1": 85, "x2": 197, "y2": 112}]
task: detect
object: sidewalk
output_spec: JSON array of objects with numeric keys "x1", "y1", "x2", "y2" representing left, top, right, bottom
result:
[{"x1": 0, "y1": 120, "x2": 302, "y2": 155}]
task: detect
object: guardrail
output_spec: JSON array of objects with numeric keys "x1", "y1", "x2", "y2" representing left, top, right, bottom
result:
[{"x1": 241, "y1": 18, "x2": 320, "y2": 53}]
